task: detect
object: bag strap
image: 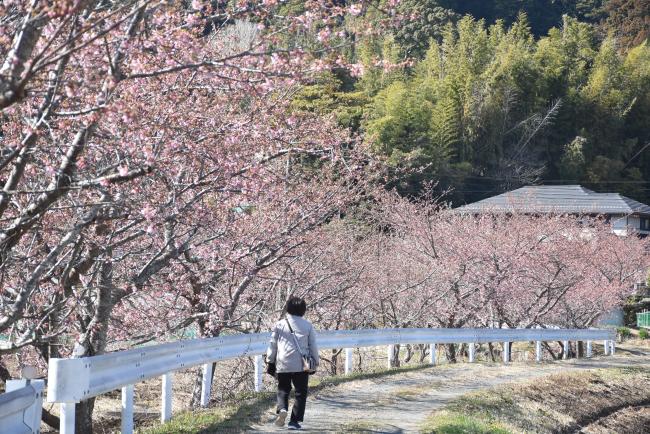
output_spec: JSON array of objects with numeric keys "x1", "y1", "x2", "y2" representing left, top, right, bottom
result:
[{"x1": 285, "y1": 318, "x2": 306, "y2": 356}]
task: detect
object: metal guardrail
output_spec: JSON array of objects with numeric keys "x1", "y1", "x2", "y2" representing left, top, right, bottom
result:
[
  {"x1": 638, "y1": 311, "x2": 650, "y2": 329},
  {"x1": 0, "y1": 380, "x2": 44, "y2": 434},
  {"x1": 46, "y1": 327, "x2": 616, "y2": 434}
]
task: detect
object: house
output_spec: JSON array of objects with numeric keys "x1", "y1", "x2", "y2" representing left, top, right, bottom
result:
[
  {"x1": 454, "y1": 185, "x2": 650, "y2": 236},
  {"x1": 455, "y1": 184, "x2": 650, "y2": 326}
]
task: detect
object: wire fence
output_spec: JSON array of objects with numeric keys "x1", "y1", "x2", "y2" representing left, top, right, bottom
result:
[{"x1": 637, "y1": 311, "x2": 650, "y2": 329}]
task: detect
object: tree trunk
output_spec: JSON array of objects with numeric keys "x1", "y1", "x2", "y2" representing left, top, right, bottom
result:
[
  {"x1": 0, "y1": 358, "x2": 10, "y2": 383},
  {"x1": 73, "y1": 249, "x2": 117, "y2": 434},
  {"x1": 190, "y1": 320, "x2": 217, "y2": 408},
  {"x1": 544, "y1": 342, "x2": 559, "y2": 360},
  {"x1": 76, "y1": 398, "x2": 96, "y2": 433},
  {"x1": 41, "y1": 408, "x2": 60, "y2": 430},
  {"x1": 418, "y1": 344, "x2": 428, "y2": 363},
  {"x1": 190, "y1": 364, "x2": 211, "y2": 408},
  {"x1": 488, "y1": 342, "x2": 496, "y2": 362},
  {"x1": 356, "y1": 349, "x2": 363, "y2": 372},
  {"x1": 445, "y1": 343, "x2": 457, "y2": 363},
  {"x1": 578, "y1": 341, "x2": 584, "y2": 357},
  {"x1": 331, "y1": 349, "x2": 339, "y2": 375},
  {"x1": 404, "y1": 344, "x2": 413, "y2": 364},
  {"x1": 390, "y1": 344, "x2": 401, "y2": 368}
]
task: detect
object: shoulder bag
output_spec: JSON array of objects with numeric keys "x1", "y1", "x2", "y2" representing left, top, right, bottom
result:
[{"x1": 263, "y1": 354, "x2": 276, "y2": 377}]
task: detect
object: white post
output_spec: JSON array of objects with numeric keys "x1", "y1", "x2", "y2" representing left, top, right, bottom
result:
[
  {"x1": 254, "y1": 355, "x2": 264, "y2": 392},
  {"x1": 121, "y1": 384, "x2": 134, "y2": 434},
  {"x1": 161, "y1": 373, "x2": 173, "y2": 423},
  {"x1": 610, "y1": 340, "x2": 615, "y2": 355},
  {"x1": 345, "y1": 348, "x2": 353, "y2": 375},
  {"x1": 502, "y1": 342, "x2": 509, "y2": 363},
  {"x1": 430, "y1": 343, "x2": 436, "y2": 365},
  {"x1": 200, "y1": 363, "x2": 213, "y2": 407},
  {"x1": 535, "y1": 341, "x2": 542, "y2": 362},
  {"x1": 60, "y1": 402, "x2": 76, "y2": 434},
  {"x1": 468, "y1": 343, "x2": 475, "y2": 363},
  {"x1": 586, "y1": 340, "x2": 592, "y2": 358},
  {"x1": 563, "y1": 340, "x2": 569, "y2": 360},
  {"x1": 603, "y1": 339, "x2": 609, "y2": 355},
  {"x1": 387, "y1": 344, "x2": 395, "y2": 369}
]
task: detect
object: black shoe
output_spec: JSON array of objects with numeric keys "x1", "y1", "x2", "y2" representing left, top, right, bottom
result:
[{"x1": 287, "y1": 421, "x2": 302, "y2": 430}]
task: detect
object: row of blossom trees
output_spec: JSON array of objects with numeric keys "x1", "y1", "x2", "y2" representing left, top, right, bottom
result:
[
  {"x1": 367, "y1": 194, "x2": 647, "y2": 333},
  {"x1": 110, "y1": 191, "x2": 648, "y2": 372}
]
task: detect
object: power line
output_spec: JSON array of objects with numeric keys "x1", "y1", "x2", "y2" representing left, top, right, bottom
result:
[{"x1": 461, "y1": 175, "x2": 650, "y2": 184}]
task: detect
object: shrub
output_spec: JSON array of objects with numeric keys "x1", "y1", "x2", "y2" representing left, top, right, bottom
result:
[
  {"x1": 639, "y1": 329, "x2": 649, "y2": 339},
  {"x1": 616, "y1": 327, "x2": 632, "y2": 339}
]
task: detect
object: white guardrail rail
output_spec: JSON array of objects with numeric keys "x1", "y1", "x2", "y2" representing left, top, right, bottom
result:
[
  {"x1": 45, "y1": 327, "x2": 616, "y2": 434},
  {"x1": 0, "y1": 379, "x2": 44, "y2": 434}
]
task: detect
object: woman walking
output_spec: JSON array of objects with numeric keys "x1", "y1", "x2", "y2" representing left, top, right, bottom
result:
[{"x1": 266, "y1": 296, "x2": 319, "y2": 430}]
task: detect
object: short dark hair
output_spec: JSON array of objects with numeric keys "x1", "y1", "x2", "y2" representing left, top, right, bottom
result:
[{"x1": 286, "y1": 296, "x2": 307, "y2": 317}]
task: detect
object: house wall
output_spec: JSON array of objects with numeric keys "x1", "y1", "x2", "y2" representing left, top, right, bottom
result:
[
  {"x1": 611, "y1": 215, "x2": 631, "y2": 235},
  {"x1": 609, "y1": 215, "x2": 650, "y2": 236}
]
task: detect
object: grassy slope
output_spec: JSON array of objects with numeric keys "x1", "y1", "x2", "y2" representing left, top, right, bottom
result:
[{"x1": 420, "y1": 367, "x2": 650, "y2": 434}]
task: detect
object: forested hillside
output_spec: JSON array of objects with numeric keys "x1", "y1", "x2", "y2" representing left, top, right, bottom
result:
[{"x1": 293, "y1": 0, "x2": 650, "y2": 204}]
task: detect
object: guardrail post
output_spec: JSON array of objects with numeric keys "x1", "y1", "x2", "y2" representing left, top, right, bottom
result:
[
  {"x1": 200, "y1": 363, "x2": 213, "y2": 407},
  {"x1": 121, "y1": 384, "x2": 134, "y2": 434},
  {"x1": 344, "y1": 348, "x2": 353, "y2": 375},
  {"x1": 586, "y1": 340, "x2": 592, "y2": 358},
  {"x1": 603, "y1": 339, "x2": 609, "y2": 355},
  {"x1": 161, "y1": 373, "x2": 173, "y2": 423},
  {"x1": 563, "y1": 340, "x2": 569, "y2": 360},
  {"x1": 387, "y1": 345, "x2": 395, "y2": 369},
  {"x1": 535, "y1": 341, "x2": 542, "y2": 362},
  {"x1": 254, "y1": 355, "x2": 264, "y2": 392},
  {"x1": 61, "y1": 402, "x2": 76, "y2": 434},
  {"x1": 468, "y1": 343, "x2": 476, "y2": 363},
  {"x1": 502, "y1": 342, "x2": 509, "y2": 363},
  {"x1": 609, "y1": 340, "x2": 615, "y2": 355},
  {"x1": 430, "y1": 343, "x2": 436, "y2": 365}
]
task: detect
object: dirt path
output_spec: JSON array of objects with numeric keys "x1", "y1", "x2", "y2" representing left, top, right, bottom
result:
[{"x1": 249, "y1": 345, "x2": 650, "y2": 433}]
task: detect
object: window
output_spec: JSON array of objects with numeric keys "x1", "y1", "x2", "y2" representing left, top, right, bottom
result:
[{"x1": 640, "y1": 217, "x2": 650, "y2": 231}]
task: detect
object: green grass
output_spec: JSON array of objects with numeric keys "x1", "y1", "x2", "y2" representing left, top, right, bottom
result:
[
  {"x1": 420, "y1": 411, "x2": 510, "y2": 434},
  {"x1": 141, "y1": 363, "x2": 433, "y2": 434},
  {"x1": 141, "y1": 392, "x2": 275, "y2": 433}
]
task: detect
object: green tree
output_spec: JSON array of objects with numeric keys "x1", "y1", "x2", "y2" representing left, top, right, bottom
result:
[
  {"x1": 291, "y1": 72, "x2": 370, "y2": 132},
  {"x1": 559, "y1": 136, "x2": 587, "y2": 180},
  {"x1": 364, "y1": 81, "x2": 435, "y2": 157},
  {"x1": 393, "y1": 0, "x2": 460, "y2": 58}
]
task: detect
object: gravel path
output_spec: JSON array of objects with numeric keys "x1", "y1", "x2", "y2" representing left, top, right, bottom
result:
[{"x1": 248, "y1": 344, "x2": 650, "y2": 433}]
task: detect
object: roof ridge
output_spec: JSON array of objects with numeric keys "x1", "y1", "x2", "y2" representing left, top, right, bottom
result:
[{"x1": 454, "y1": 185, "x2": 650, "y2": 215}]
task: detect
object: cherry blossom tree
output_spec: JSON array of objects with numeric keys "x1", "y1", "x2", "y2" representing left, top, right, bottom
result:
[{"x1": 0, "y1": 1, "x2": 396, "y2": 430}]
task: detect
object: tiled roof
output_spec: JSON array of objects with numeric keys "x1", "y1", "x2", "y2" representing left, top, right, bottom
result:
[{"x1": 454, "y1": 185, "x2": 650, "y2": 216}]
